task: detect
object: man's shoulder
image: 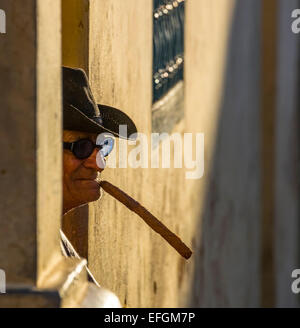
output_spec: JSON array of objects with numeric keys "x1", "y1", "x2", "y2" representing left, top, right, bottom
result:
[
  {"x1": 60, "y1": 229, "x2": 101, "y2": 288},
  {"x1": 60, "y1": 229, "x2": 81, "y2": 259}
]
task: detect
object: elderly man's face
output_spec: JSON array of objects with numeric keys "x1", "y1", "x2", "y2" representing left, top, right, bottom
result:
[{"x1": 63, "y1": 130, "x2": 106, "y2": 214}]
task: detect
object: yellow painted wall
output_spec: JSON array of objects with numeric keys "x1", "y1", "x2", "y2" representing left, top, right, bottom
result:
[
  {"x1": 86, "y1": 0, "x2": 235, "y2": 308},
  {"x1": 62, "y1": 0, "x2": 263, "y2": 307},
  {"x1": 2, "y1": 0, "x2": 290, "y2": 308},
  {"x1": 0, "y1": 0, "x2": 63, "y2": 287}
]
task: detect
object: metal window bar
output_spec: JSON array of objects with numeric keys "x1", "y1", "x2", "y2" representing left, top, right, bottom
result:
[{"x1": 153, "y1": 0, "x2": 185, "y2": 103}]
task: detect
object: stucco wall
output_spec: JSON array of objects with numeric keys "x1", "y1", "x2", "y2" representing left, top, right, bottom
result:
[
  {"x1": 61, "y1": 0, "x2": 265, "y2": 308},
  {"x1": 87, "y1": 0, "x2": 187, "y2": 307},
  {"x1": 185, "y1": 0, "x2": 262, "y2": 307},
  {"x1": 0, "y1": 0, "x2": 62, "y2": 287},
  {"x1": 1, "y1": 0, "x2": 298, "y2": 308},
  {"x1": 275, "y1": 0, "x2": 300, "y2": 308},
  {"x1": 76, "y1": 0, "x2": 262, "y2": 307}
]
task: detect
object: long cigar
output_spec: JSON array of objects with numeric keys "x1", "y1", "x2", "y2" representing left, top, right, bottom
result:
[{"x1": 100, "y1": 180, "x2": 192, "y2": 260}]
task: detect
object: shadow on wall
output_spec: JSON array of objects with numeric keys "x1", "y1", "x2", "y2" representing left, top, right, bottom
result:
[
  {"x1": 188, "y1": 0, "x2": 263, "y2": 307},
  {"x1": 62, "y1": 205, "x2": 89, "y2": 260}
]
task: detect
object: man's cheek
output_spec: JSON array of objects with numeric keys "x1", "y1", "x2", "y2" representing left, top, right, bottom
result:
[{"x1": 64, "y1": 151, "x2": 81, "y2": 168}]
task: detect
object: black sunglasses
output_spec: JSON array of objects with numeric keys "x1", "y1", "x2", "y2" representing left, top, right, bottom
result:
[{"x1": 63, "y1": 137, "x2": 114, "y2": 160}]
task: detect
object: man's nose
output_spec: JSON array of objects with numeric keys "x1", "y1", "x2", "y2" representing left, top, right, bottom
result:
[{"x1": 83, "y1": 148, "x2": 106, "y2": 171}]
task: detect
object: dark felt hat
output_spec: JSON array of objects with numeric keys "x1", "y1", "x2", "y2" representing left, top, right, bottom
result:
[{"x1": 63, "y1": 66, "x2": 137, "y2": 140}]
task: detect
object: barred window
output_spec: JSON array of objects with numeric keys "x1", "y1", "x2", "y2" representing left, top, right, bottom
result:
[
  {"x1": 152, "y1": 0, "x2": 185, "y2": 135},
  {"x1": 153, "y1": 0, "x2": 185, "y2": 103}
]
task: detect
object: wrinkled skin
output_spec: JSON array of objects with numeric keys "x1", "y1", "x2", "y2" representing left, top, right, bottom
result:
[{"x1": 63, "y1": 130, "x2": 106, "y2": 214}]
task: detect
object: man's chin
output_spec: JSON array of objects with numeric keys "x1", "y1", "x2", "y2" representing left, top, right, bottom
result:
[
  {"x1": 76, "y1": 180, "x2": 101, "y2": 201},
  {"x1": 80, "y1": 191, "x2": 101, "y2": 205}
]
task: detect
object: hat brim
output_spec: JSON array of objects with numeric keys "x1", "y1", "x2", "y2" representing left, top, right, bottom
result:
[{"x1": 63, "y1": 104, "x2": 137, "y2": 140}]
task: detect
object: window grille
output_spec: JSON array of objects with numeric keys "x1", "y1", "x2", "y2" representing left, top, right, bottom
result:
[{"x1": 153, "y1": 0, "x2": 185, "y2": 103}]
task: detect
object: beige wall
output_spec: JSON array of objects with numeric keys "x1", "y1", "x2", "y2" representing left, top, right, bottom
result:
[
  {"x1": 0, "y1": 0, "x2": 62, "y2": 287},
  {"x1": 1, "y1": 0, "x2": 297, "y2": 308},
  {"x1": 88, "y1": 0, "x2": 185, "y2": 307},
  {"x1": 62, "y1": 0, "x2": 259, "y2": 307},
  {"x1": 0, "y1": 0, "x2": 92, "y2": 308},
  {"x1": 186, "y1": 0, "x2": 263, "y2": 307},
  {"x1": 0, "y1": 0, "x2": 37, "y2": 286}
]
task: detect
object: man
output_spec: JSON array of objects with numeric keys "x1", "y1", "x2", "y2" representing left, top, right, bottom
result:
[
  {"x1": 63, "y1": 129, "x2": 106, "y2": 215},
  {"x1": 61, "y1": 66, "x2": 137, "y2": 305},
  {"x1": 62, "y1": 66, "x2": 137, "y2": 215}
]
